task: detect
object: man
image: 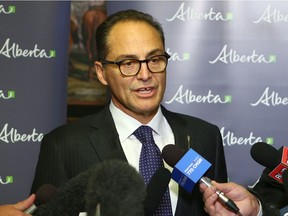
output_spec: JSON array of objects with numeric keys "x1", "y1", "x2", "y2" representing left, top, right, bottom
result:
[
  {"x1": 30, "y1": 9, "x2": 259, "y2": 215},
  {"x1": 0, "y1": 194, "x2": 35, "y2": 216}
]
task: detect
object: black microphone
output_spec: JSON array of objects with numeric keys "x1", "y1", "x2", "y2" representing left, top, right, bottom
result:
[
  {"x1": 250, "y1": 142, "x2": 281, "y2": 169},
  {"x1": 162, "y1": 144, "x2": 240, "y2": 215},
  {"x1": 250, "y1": 142, "x2": 288, "y2": 215},
  {"x1": 280, "y1": 169, "x2": 288, "y2": 216},
  {"x1": 33, "y1": 160, "x2": 169, "y2": 216},
  {"x1": 250, "y1": 142, "x2": 287, "y2": 183},
  {"x1": 34, "y1": 163, "x2": 105, "y2": 216},
  {"x1": 24, "y1": 184, "x2": 58, "y2": 214},
  {"x1": 85, "y1": 160, "x2": 146, "y2": 216},
  {"x1": 283, "y1": 169, "x2": 288, "y2": 200},
  {"x1": 144, "y1": 167, "x2": 171, "y2": 216}
]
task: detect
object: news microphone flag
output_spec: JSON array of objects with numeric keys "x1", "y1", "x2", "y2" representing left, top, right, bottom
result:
[
  {"x1": 269, "y1": 146, "x2": 288, "y2": 183},
  {"x1": 171, "y1": 148, "x2": 211, "y2": 192}
]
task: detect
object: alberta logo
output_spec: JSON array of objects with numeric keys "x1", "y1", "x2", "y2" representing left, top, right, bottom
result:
[
  {"x1": 166, "y1": 48, "x2": 190, "y2": 61},
  {"x1": 221, "y1": 127, "x2": 274, "y2": 147},
  {"x1": 254, "y1": 4, "x2": 288, "y2": 24},
  {"x1": 167, "y1": 2, "x2": 233, "y2": 22},
  {"x1": 209, "y1": 44, "x2": 276, "y2": 64},
  {"x1": 251, "y1": 87, "x2": 288, "y2": 107},
  {"x1": 0, "y1": 5, "x2": 16, "y2": 14},
  {"x1": 0, "y1": 123, "x2": 43, "y2": 143},
  {"x1": 0, "y1": 176, "x2": 13, "y2": 185},
  {"x1": 0, "y1": 38, "x2": 56, "y2": 59},
  {"x1": 0, "y1": 89, "x2": 15, "y2": 100},
  {"x1": 165, "y1": 85, "x2": 232, "y2": 104}
]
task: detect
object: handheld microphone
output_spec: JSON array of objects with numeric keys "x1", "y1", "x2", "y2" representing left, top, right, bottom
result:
[
  {"x1": 250, "y1": 142, "x2": 288, "y2": 183},
  {"x1": 250, "y1": 142, "x2": 280, "y2": 169},
  {"x1": 280, "y1": 169, "x2": 288, "y2": 216},
  {"x1": 144, "y1": 167, "x2": 171, "y2": 216},
  {"x1": 251, "y1": 142, "x2": 288, "y2": 215},
  {"x1": 162, "y1": 144, "x2": 240, "y2": 215},
  {"x1": 85, "y1": 160, "x2": 146, "y2": 216},
  {"x1": 24, "y1": 184, "x2": 58, "y2": 214}
]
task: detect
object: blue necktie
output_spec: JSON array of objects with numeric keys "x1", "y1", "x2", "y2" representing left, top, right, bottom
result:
[{"x1": 133, "y1": 125, "x2": 173, "y2": 216}]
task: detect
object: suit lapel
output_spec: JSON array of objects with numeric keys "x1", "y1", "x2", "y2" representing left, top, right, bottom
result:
[
  {"x1": 87, "y1": 106, "x2": 127, "y2": 162},
  {"x1": 162, "y1": 106, "x2": 198, "y2": 215},
  {"x1": 162, "y1": 106, "x2": 190, "y2": 151}
]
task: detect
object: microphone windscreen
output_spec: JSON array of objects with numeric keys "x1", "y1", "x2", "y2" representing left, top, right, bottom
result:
[
  {"x1": 161, "y1": 144, "x2": 185, "y2": 167},
  {"x1": 85, "y1": 160, "x2": 146, "y2": 216},
  {"x1": 250, "y1": 142, "x2": 280, "y2": 169},
  {"x1": 34, "y1": 164, "x2": 103, "y2": 216},
  {"x1": 144, "y1": 167, "x2": 171, "y2": 216},
  {"x1": 35, "y1": 184, "x2": 58, "y2": 205}
]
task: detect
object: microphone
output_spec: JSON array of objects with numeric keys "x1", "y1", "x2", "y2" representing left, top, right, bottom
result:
[
  {"x1": 280, "y1": 169, "x2": 288, "y2": 216},
  {"x1": 34, "y1": 163, "x2": 109, "y2": 216},
  {"x1": 33, "y1": 160, "x2": 169, "y2": 216},
  {"x1": 283, "y1": 169, "x2": 288, "y2": 200},
  {"x1": 144, "y1": 167, "x2": 171, "y2": 216},
  {"x1": 250, "y1": 142, "x2": 281, "y2": 169},
  {"x1": 251, "y1": 142, "x2": 288, "y2": 215},
  {"x1": 24, "y1": 184, "x2": 58, "y2": 214},
  {"x1": 250, "y1": 142, "x2": 288, "y2": 183},
  {"x1": 85, "y1": 160, "x2": 146, "y2": 216},
  {"x1": 162, "y1": 144, "x2": 240, "y2": 214}
]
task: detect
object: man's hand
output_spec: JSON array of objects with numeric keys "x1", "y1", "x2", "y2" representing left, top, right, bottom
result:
[
  {"x1": 200, "y1": 181, "x2": 260, "y2": 216},
  {"x1": 0, "y1": 194, "x2": 35, "y2": 216}
]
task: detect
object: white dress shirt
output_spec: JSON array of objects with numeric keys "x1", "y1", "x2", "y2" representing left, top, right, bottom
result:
[{"x1": 109, "y1": 101, "x2": 178, "y2": 215}]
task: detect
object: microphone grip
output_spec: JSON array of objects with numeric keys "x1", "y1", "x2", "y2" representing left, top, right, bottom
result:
[
  {"x1": 24, "y1": 203, "x2": 37, "y2": 214},
  {"x1": 200, "y1": 177, "x2": 240, "y2": 215}
]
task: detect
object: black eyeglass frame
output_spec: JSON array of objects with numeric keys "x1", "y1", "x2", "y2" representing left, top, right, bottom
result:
[{"x1": 100, "y1": 52, "x2": 170, "y2": 77}]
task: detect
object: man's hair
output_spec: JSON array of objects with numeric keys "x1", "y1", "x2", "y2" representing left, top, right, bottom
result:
[{"x1": 95, "y1": 9, "x2": 165, "y2": 61}]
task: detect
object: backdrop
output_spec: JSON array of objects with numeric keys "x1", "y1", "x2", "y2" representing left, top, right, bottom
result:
[
  {"x1": 1, "y1": 0, "x2": 288, "y2": 204},
  {"x1": 106, "y1": 0, "x2": 288, "y2": 186},
  {"x1": 0, "y1": 2, "x2": 70, "y2": 203}
]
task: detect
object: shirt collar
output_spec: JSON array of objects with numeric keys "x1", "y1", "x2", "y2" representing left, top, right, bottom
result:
[{"x1": 109, "y1": 102, "x2": 164, "y2": 142}]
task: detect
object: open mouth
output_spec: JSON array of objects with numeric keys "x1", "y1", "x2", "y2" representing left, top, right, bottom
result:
[{"x1": 138, "y1": 87, "x2": 152, "y2": 93}]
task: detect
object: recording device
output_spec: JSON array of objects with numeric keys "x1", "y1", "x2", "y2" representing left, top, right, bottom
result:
[
  {"x1": 280, "y1": 169, "x2": 288, "y2": 216},
  {"x1": 86, "y1": 161, "x2": 172, "y2": 216},
  {"x1": 34, "y1": 160, "x2": 171, "y2": 216},
  {"x1": 34, "y1": 163, "x2": 109, "y2": 216},
  {"x1": 144, "y1": 167, "x2": 171, "y2": 216},
  {"x1": 161, "y1": 144, "x2": 240, "y2": 215},
  {"x1": 24, "y1": 184, "x2": 58, "y2": 214},
  {"x1": 85, "y1": 160, "x2": 146, "y2": 216},
  {"x1": 250, "y1": 142, "x2": 280, "y2": 169},
  {"x1": 250, "y1": 142, "x2": 288, "y2": 183},
  {"x1": 250, "y1": 142, "x2": 288, "y2": 216}
]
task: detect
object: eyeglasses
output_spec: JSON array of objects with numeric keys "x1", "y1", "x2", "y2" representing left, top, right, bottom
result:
[{"x1": 101, "y1": 53, "x2": 170, "y2": 77}]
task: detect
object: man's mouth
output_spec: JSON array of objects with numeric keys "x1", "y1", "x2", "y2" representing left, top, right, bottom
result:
[{"x1": 138, "y1": 87, "x2": 152, "y2": 93}]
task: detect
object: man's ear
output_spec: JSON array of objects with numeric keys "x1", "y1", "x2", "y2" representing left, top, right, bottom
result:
[{"x1": 94, "y1": 61, "x2": 108, "y2": 86}]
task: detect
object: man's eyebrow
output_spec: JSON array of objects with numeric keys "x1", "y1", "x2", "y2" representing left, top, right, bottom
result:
[
  {"x1": 115, "y1": 49, "x2": 165, "y2": 60},
  {"x1": 147, "y1": 49, "x2": 165, "y2": 56}
]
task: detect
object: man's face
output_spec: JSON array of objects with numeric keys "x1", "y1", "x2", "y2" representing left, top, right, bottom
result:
[{"x1": 96, "y1": 21, "x2": 167, "y2": 123}]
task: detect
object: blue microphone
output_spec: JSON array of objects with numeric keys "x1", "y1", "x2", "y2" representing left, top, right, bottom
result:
[{"x1": 162, "y1": 144, "x2": 240, "y2": 215}]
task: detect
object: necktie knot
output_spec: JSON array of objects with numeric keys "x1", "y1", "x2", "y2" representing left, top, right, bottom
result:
[{"x1": 133, "y1": 125, "x2": 154, "y2": 145}]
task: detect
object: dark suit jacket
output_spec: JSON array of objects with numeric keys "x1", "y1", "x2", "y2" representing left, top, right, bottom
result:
[{"x1": 31, "y1": 105, "x2": 227, "y2": 216}]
